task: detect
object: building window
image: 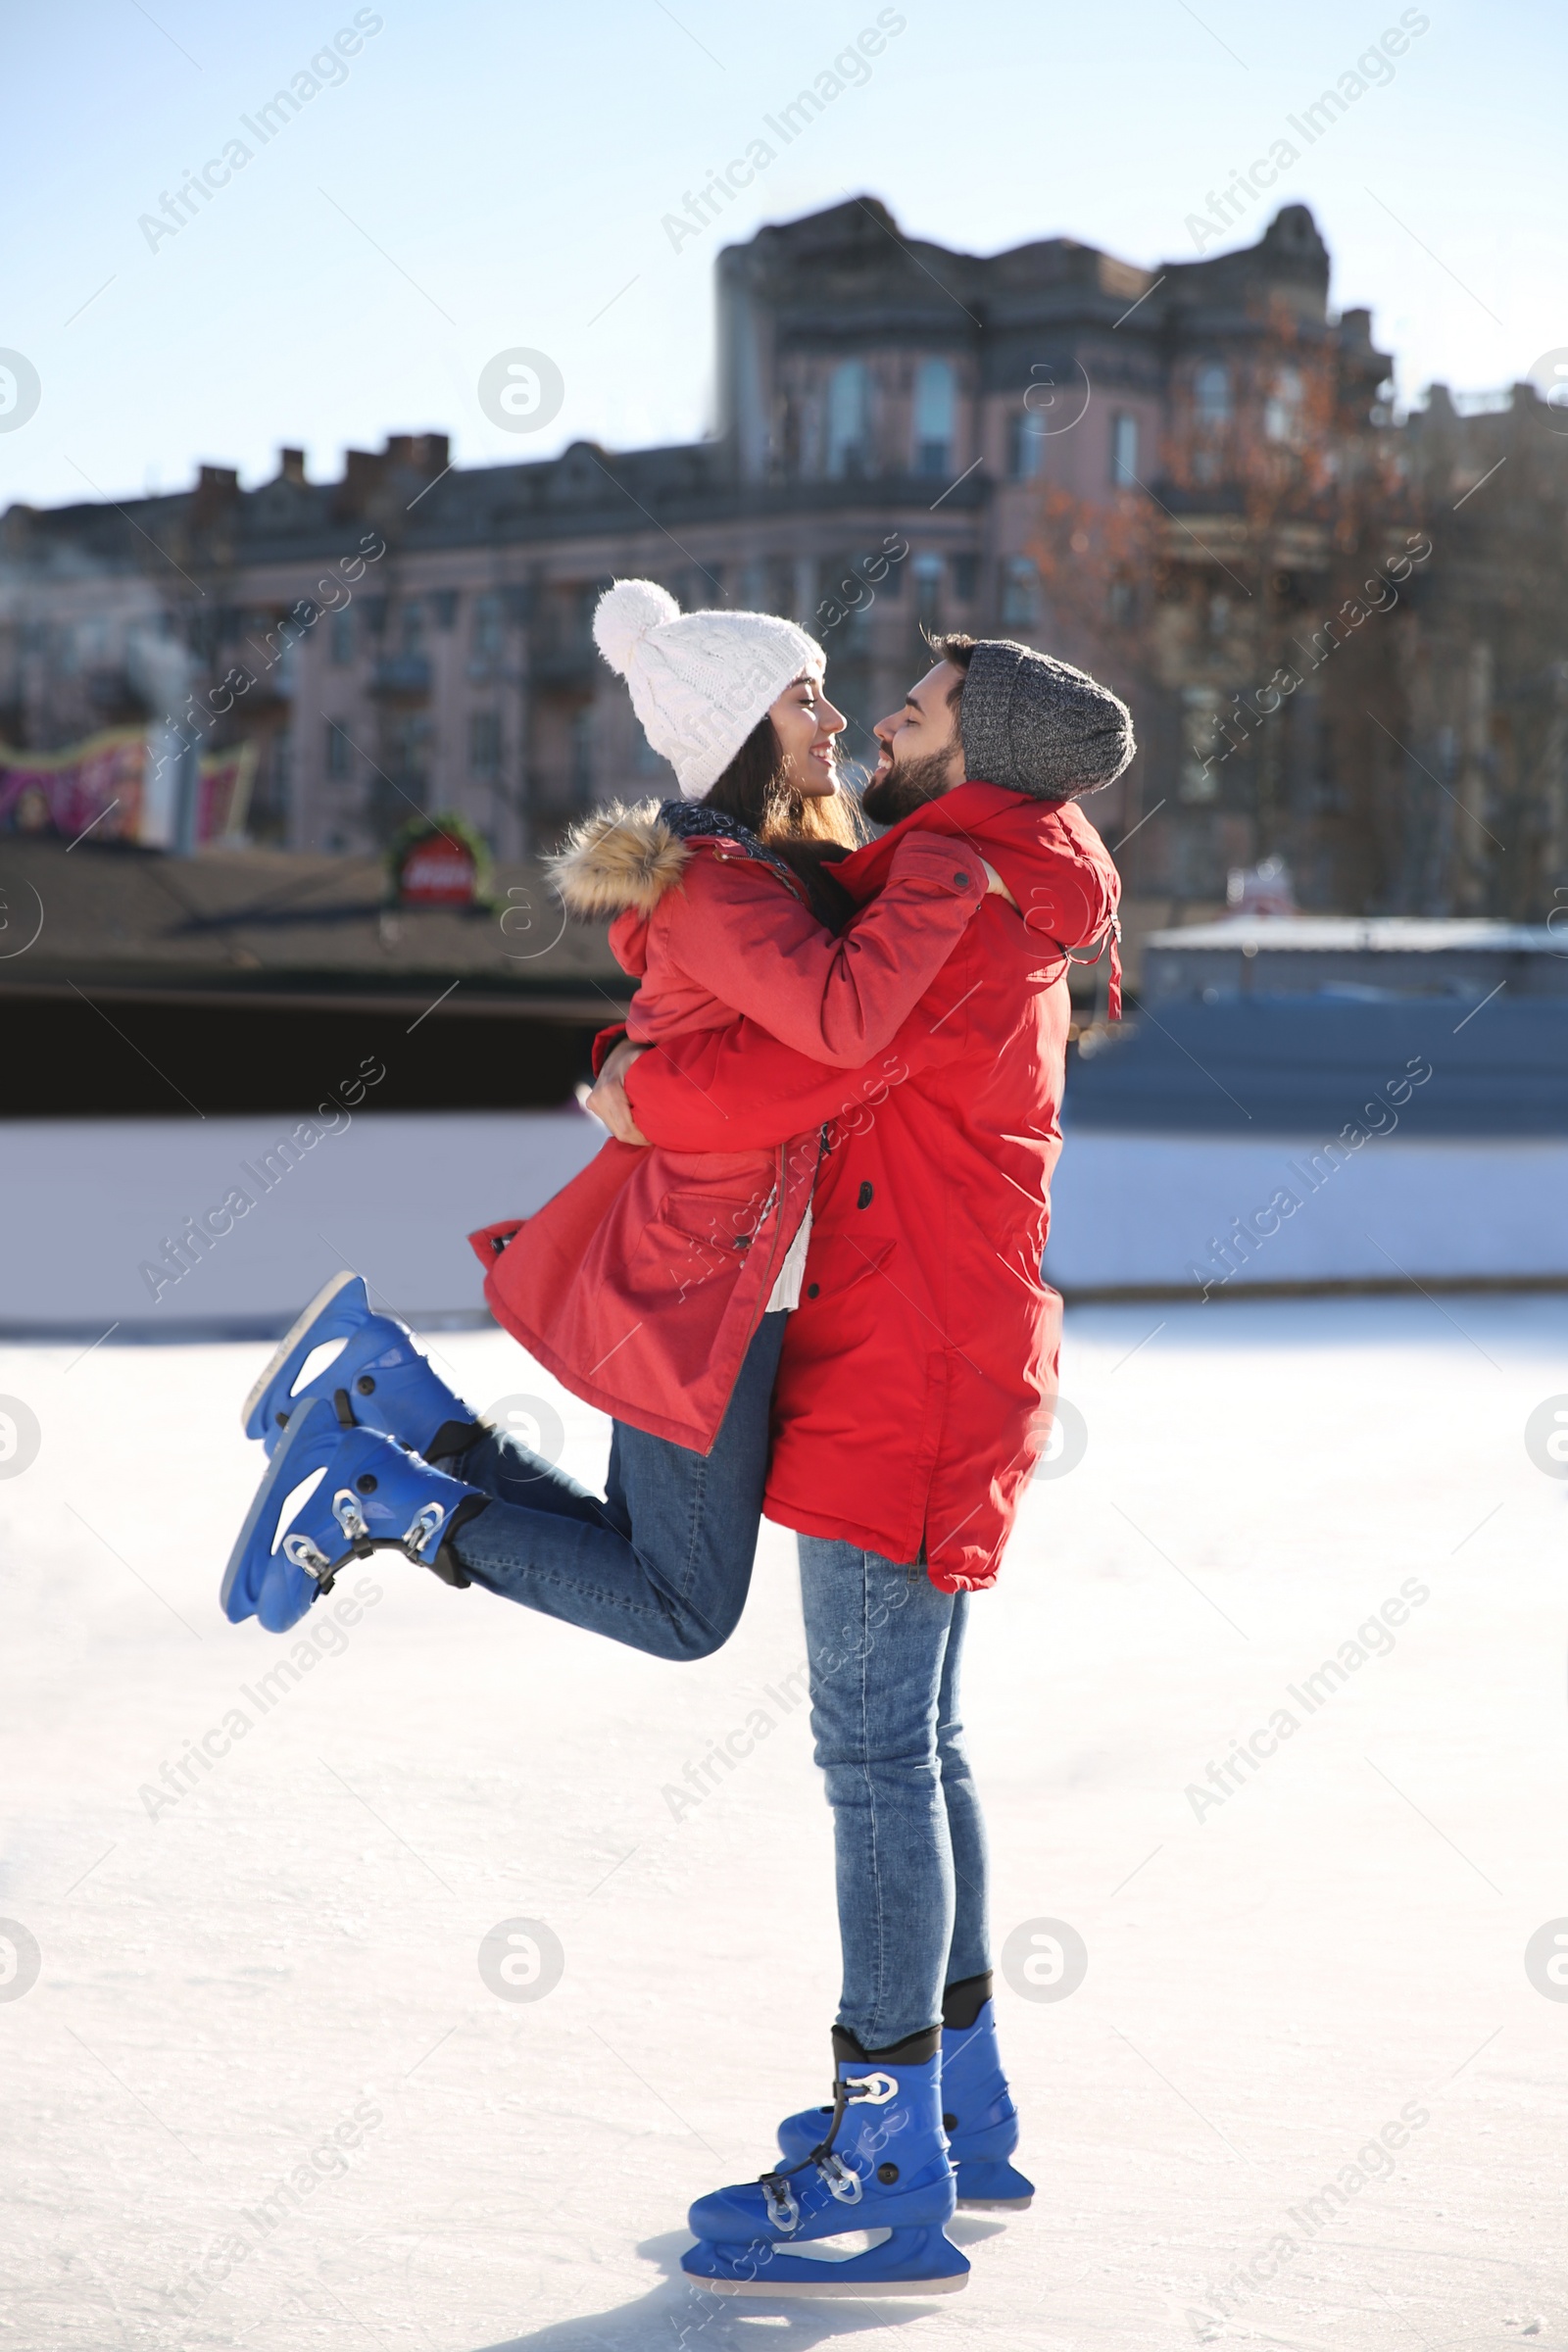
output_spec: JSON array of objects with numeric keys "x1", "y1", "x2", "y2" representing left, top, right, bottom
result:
[
  {"x1": 913, "y1": 552, "x2": 944, "y2": 636},
  {"x1": 472, "y1": 593, "x2": 503, "y2": 662},
  {"x1": 1180, "y1": 685, "x2": 1222, "y2": 803},
  {"x1": 951, "y1": 554, "x2": 978, "y2": 604},
  {"x1": 388, "y1": 714, "x2": 431, "y2": 797},
  {"x1": 1008, "y1": 411, "x2": 1047, "y2": 479},
  {"x1": 912, "y1": 359, "x2": 956, "y2": 477},
  {"x1": 469, "y1": 710, "x2": 502, "y2": 780},
  {"x1": 570, "y1": 705, "x2": 593, "y2": 803},
  {"x1": 1195, "y1": 363, "x2": 1232, "y2": 423},
  {"x1": 826, "y1": 361, "x2": 871, "y2": 478},
  {"x1": 766, "y1": 557, "x2": 797, "y2": 619},
  {"x1": 1264, "y1": 367, "x2": 1303, "y2": 443},
  {"x1": 1001, "y1": 558, "x2": 1041, "y2": 626},
  {"x1": 1110, "y1": 414, "x2": 1139, "y2": 486},
  {"x1": 400, "y1": 601, "x2": 425, "y2": 653},
  {"x1": 324, "y1": 719, "x2": 352, "y2": 778},
  {"x1": 329, "y1": 610, "x2": 354, "y2": 666}
]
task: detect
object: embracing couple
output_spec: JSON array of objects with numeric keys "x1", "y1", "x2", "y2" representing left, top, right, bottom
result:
[{"x1": 220, "y1": 576, "x2": 1131, "y2": 2301}]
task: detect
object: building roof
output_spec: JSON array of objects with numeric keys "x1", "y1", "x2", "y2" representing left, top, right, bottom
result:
[
  {"x1": 0, "y1": 836, "x2": 629, "y2": 1018},
  {"x1": 1147, "y1": 917, "x2": 1563, "y2": 953}
]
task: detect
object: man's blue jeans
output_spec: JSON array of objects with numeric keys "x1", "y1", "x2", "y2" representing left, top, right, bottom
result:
[
  {"x1": 447, "y1": 1313, "x2": 786, "y2": 1661},
  {"x1": 798, "y1": 1537, "x2": 991, "y2": 2050},
  {"x1": 447, "y1": 1318, "x2": 990, "y2": 2044}
]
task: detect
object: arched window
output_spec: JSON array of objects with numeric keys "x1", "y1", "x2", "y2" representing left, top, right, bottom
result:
[
  {"x1": 1195, "y1": 363, "x2": 1232, "y2": 423},
  {"x1": 826, "y1": 362, "x2": 871, "y2": 477},
  {"x1": 912, "y1": 359, "x2": 956, "y2": 476}
]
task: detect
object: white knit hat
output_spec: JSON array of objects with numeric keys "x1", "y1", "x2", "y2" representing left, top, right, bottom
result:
[{"x1": 593, "y1": 578, "x2": 824, "y2": 799}]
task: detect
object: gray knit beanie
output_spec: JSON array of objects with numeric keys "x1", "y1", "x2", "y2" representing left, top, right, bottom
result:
[{"x1": 956, "y1": 639, "x2": 1135, "y2": 800}]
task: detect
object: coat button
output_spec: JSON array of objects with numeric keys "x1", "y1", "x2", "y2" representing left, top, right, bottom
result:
[
  {"x1": 953, "y1": 869, "x2": 970, "y2": 887},
  {"x1": 857, "y1": 1181, "x2": 873, "y2": 1209},
  {"x1": 807, "y1": 1282, "x2": 820, "y2": 1298}
]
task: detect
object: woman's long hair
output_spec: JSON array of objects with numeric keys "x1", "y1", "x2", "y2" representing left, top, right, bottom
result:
[{"x1": 701, "y1": 713, "x2": 865, "y2": 929}]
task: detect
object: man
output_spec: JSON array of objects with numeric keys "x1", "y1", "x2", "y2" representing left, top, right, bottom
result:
[{"x1": 589, "y1": 633, "x2": 1130, "y2": 2296}]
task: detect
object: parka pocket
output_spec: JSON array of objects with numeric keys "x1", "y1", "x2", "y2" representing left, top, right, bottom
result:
[
  {"x1": 624, "y1": 1189, "x2": 768, "y2": 1303},
  {"x1": 794, "y1": 1232, "x2": 895, "y2": 1306}
]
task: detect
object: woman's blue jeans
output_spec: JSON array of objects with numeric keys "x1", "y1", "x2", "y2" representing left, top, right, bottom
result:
[
  {"x1": 447, "y1": 1314, "x2": 991, "y2": 2042},
  {"x1": 447, "y1": 1313, "x2": 786, "y2": 1661}
]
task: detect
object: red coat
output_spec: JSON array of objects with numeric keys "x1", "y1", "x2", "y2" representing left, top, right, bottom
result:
[
  {"x1": 472, "y1": 804, "x2": 988, "y2": 1450},
  {"x1": 623, "y1": 783, "x2": 1121, "y2": 1591}
]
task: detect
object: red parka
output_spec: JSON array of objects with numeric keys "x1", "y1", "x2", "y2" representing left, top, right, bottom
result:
[
  {"x1": 622, "y1": 783, "x2": 1121, "y2": 1592},
  {"x1": 472, "y1": 802, "x2": 988, "y2": 1449}
]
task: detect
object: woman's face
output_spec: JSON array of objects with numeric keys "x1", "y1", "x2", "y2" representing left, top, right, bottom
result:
[{"x1": 768, "y1": 671, "x2": 847, "y2": 798}]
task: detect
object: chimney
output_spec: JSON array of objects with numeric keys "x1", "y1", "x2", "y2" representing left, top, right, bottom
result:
[
  {"x1": 333, "y1": 447, "x2": 388, "y2": 517},
  {"x1": 191, "y1": 464, "x2": 239, "y2": 527},
  {"x1": 278, "y1": 447, "x2": 307, "y2": 484},
  {"x1": 383, "y1": 432, "x2": 450, "y2": 475}
]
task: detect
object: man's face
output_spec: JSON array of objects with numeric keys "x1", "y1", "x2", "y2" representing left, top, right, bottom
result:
[{"x1": 860, "y1": 661, "x2": 966, "y2": 824}]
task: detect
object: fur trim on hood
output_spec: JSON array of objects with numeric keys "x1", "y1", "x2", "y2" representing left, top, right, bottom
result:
[{"x1": 548, "y1": 802, "x2": 691, "y2": 920}]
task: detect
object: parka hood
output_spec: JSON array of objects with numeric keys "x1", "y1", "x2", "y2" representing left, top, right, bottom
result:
[{"x1": 548, "y1": 803, "x2": 690, "y2": 920}]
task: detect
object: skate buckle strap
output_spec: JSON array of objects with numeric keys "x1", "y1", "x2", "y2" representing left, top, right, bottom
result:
[
  {"x1": 760, "y1": 2177, "x2": 800, "y2": 2232},
  {"x1": 845, "y1": 2070, "x2": 898, "y2": 2105},
  {"x1": 332, "y1": 1490, "x2": 369, "y2": 1543},
  {"x1": 402, "y1": 1500, "x2": 447, "y2": 1559},
  {"x1": 817, "y1": 2152, "x2": 863, "y2": 2204},
  {"x1": 281, "y1": 1531, "x2": 333, "y2": 1582}
]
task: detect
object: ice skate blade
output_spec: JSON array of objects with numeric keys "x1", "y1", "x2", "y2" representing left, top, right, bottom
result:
[
  {"x1": 691, "y1": 2272, "x2": 967, "y2": 2299},
  {"x1": 242, "y1": 1270, "x2": 362, "y2": 1436},
  {"x1": 220, "y1": 1393, "x2": 339, "y2": 1622},
  {"x1": 957, "y1": 2191, "x2": 1032, "y2": 2210},
  {"x1": 682, "y1": 2223, "x2": 969, "y2": 2300}
]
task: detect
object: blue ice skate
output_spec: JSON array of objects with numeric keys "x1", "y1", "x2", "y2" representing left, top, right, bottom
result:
[
  {"x1": 681, "y1": 2037, "x2": 968, "y2": 2299},
  {"x1": 220, "y1": 1393, "x2": 487, "y2": 1634},
  {"x1": 243, "y1": 1272, "x2": 478, "y2": 1460},
  {"x1": 775, "y1": 1994, "x2": 1033, "y2": 2210}
]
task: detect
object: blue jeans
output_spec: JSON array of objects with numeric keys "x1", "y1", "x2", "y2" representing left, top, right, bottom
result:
[
  {"x1": 447, "y1": 1314, "x2": 786, "y2": 1661},
  {"x1": 799, "y1": 1537, "x2": 991, "y2": 2050}
]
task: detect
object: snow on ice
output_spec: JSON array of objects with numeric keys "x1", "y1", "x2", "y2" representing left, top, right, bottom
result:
[{"x1": 2, "y1": 1295, "x2": 1566, "y2": 2348}]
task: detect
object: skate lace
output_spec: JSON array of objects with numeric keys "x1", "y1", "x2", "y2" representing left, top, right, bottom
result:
[
  {"x1": 278, "y1": 1489, "x2": 448, "y2": 1601},
  {"x1": 756, "y1": 2067, "x2": 889, "y2": 2217}
]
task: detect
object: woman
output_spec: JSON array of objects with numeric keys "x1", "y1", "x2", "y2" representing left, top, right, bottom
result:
[{"x1": 221, "y1": 578, "x2": 1004, "y2": 1645}]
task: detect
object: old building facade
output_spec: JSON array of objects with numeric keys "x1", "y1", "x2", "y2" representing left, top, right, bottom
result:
[{"x1": 3, "y1": 195, "x2": 1563, "y2": 920}]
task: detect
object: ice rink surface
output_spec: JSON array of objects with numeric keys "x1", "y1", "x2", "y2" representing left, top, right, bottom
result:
[{"x1": 2, "y1": 1295, "x2": 1566, "y2": 2350}]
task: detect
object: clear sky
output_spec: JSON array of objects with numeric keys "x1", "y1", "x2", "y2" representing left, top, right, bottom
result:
[{"x1": 1, "y1": 0, "x2": 1554, "y2": 509}]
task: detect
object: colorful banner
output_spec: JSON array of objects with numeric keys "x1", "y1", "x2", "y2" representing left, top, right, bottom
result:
[
  {"x1": 0, "y1": 730, "x2": 256, "y2": 848},
  {"x1": 0, "y1": 728, "x2": 148, "y2": 842}
]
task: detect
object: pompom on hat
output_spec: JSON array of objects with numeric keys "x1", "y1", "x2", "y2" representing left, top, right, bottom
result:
[{"x1": 592, "y1": 578, "x2": 824, "y2": 800}]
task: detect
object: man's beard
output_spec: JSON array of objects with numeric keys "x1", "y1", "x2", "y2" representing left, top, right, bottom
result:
[{"x1": 860, "y1": 748, "x2": 956, "y2": 825}]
